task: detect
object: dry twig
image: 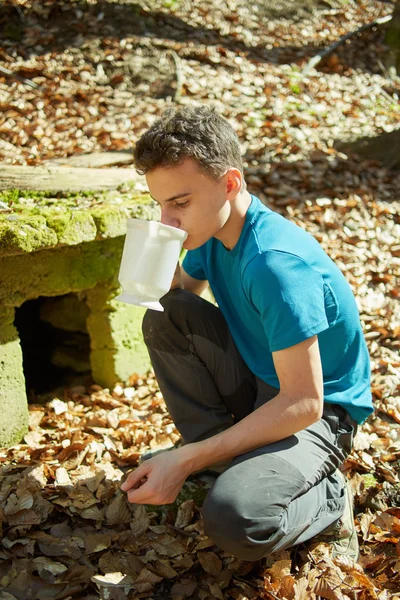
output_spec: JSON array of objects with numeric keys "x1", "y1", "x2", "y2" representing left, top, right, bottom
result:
[
  {"x1": 0, "y1": 64, "x2": 42, "y2": 90},
  {"x1": 170, "y1": 50, "x2": 184, "y2": 102}
]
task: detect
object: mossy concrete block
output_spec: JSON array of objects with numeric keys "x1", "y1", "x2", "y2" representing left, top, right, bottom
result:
[
  {"x1": 40, "y1": 294, "x2": 89, "y2": 332},
  {"x1": 0, "y1": 307, "x2": 29, "y2": 448},
  {"x1": 0, "y1": 187, "x2": 157, "y2": 445},
  {"x1": 0, "y1": 214, "x2": 58, "y2": 254},
  {"x1": 0, "y1": 237, "x2": 124, "y2": 308},
  {"x1": 43, "y1": 210, "x2": 97, "y2": 245},
  {"x1": 0, "y1": 189, "x2": 157, "y2": 256},
  {"x1": 52, "y1": 339, "x2": 91, "y2": 372},
  {"x1": 86, "y1": 285, "x2": 150, "y2": 388},
  {"x1": 0, "y1": 234, "x2": 150, "y2": 393},
  {"x1": 90, "y1": 206, "x2": 128, "y2": 239}
]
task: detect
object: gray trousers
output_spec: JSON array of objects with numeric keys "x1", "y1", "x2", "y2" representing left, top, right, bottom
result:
[{"x1": 142, "y1": 289, "x2": 358, "y2": 560}]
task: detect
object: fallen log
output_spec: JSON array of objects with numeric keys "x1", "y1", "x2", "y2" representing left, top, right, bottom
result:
[{"x1": 0, "y1": 165, "x2": 141, "y2": 192}]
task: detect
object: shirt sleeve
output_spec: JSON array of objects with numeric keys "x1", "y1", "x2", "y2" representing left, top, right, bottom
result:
[
  {"x1": 182, "y1": 248, "x2": 207, "y2": 281},
  {"x1": 244, "y1": 251, "x2": 330, "y2": 352}
]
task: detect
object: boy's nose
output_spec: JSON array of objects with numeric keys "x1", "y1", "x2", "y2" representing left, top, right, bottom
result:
[{"x1": 161, "y1": 214, "x2": 180, "y2": 229}]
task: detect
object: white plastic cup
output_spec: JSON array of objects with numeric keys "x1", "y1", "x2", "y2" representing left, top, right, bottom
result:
[{"x1": 116, "y1": 219, "x2": 188, "y2": 312}]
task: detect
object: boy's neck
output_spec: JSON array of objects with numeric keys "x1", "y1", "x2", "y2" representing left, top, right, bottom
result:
[{"x1": 215, "y1": 189, "x2": 252, "y2": 251}]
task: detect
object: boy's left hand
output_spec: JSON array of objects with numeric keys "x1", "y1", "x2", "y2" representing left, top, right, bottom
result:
[{"x1": 120, "y1": 449, "x2": 190, "y2": 505}]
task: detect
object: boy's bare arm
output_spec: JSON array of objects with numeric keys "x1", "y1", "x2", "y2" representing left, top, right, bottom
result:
[
  {"x1": 121, "y1": 336, "x2": 324, "y2": 505},
  {"x1": 181, "y1": 335, "x2": 324, "y2": 473},
  {"x1": 170, "y1": 264, "x2": 208, "y2": 296}
]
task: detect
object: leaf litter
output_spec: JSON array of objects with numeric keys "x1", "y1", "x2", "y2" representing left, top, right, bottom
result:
[{"x1": 1, "y1": 0, "x2": 400, "y2": 598}]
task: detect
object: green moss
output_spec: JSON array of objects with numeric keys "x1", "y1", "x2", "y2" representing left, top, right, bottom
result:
[
  {"x1": 0, "y1": 189, "x2": 20, "y2": 204},
  {"x1": 0, "y1": 323, "x2": 29, "y2": 448},
  {"x1": 0, "y1": 306, "x2": 16, "y2": 334},
  {"x1": 147, "y1": 480, "x2": 210, "y2": 521},
  {"x1": 0, "y1": 237, "x2": 124, "y2": 307},
  {"x1": 86, "y1": 284, "x2": 150, "y2": 387},
  {"x1": 43, "y1": 210, "x2": 97, "y2": 245},
  {"x1": 0, "y1": 189, "x2": 91, "y2": 204},
  {"x1": 0, "y1": 215, "x2": 58, "y2": 254},
  {"x1": 361, "y1": 473, "x2": 378, "y2": 489},
  {"x1": 178, "y1": 480, "x2": 210, "y2": 506},
  {"x1": 90, "y1": 206, "x2": 128, "y2": 238},
  {"x1": 1, "y1": 424, "x2": 29, "y2": 448},
  {"x1": 0, "y1": 188, "x2": 151, "y2": 206},
  {"x1": 0, "y1": 190, "x2": 155, "y2": 256}
]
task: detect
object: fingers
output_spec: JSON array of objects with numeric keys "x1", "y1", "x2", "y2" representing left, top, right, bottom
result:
[
  {"x1": 120, "y1": 454, "x2": 185, "y2": 505},
  {"x1": 120, "y1": 463, "x2": 149, "y2": 492},
  {"x1": 121, "y1": 463, "x2": 161, "y2": 504},
  {"x1": 126, "y1": 480, "x2": 159, "y2": 505}
]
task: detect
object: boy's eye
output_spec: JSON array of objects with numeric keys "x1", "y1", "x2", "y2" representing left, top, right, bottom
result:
[{"x1": 175, "y1": 200, "x2": 189, "y2": 208}]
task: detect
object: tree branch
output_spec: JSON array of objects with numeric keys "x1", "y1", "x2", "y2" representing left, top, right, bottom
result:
[{"x1": 303, "y1": 13, "x2": 393, "y2": 75}]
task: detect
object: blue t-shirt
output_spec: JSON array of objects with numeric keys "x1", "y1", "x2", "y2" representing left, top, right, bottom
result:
[{"x1": 183, "y1": 195, "x2": 373, "y2": 424}]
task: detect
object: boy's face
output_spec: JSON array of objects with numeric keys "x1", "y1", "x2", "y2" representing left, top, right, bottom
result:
[{"x1": 145, "y1": 157, "x2": 234, "y2": 250}]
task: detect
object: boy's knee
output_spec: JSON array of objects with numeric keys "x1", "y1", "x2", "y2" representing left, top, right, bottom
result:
[
  {"x1": 142, "y1": 289, "x2": 184, "y2": 338},
  {"x1": 142, "y1": 289, "x2": 198, "y2": 352},
  {"x1": 202, "y1": 484, "x2": 284, "y2": 561},
  {"x1": 142, "y1": 303, "x2": 165, "y2": 341},
  {"x1": 142, "y1": 288, "x2": 211, "y2": 339}
]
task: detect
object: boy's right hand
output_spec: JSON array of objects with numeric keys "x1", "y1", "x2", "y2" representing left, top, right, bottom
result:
[{"x1": 170, "y1": 262, "x2": 183, "y2": 290}]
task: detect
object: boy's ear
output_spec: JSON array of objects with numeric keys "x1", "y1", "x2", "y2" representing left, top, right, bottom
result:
[{"x1": 225, "y1": 168, "x2": 242, "y2": 197}]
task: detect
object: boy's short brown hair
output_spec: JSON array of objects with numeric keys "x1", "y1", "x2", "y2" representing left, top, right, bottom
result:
[{"x1": 133, "y1": 105, "x2": 244, "y2": 182}]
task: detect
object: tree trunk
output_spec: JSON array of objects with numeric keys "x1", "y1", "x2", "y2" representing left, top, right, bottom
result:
[{"x1": 385, "y1": 2, "x2": 400, "y2": 74}]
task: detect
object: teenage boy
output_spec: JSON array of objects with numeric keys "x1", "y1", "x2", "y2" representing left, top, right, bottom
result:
[{"x1": 121, "y1": 105, "x2": 373, "y2": 560}]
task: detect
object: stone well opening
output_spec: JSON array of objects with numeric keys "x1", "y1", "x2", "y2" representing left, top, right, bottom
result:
[
  {"x1": 14, "y1": 293, "x2": 92, "y2": 399},
  {"x1": 0, "y1": 187, "x2": 156, "y2": 445}
]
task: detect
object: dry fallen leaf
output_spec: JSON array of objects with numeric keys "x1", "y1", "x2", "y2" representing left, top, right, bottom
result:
[
  {"x1": 175, "y1": 498, "x2": 195, "y2": 529},
  {"x1": 197, "y1": 550, "x2": 223, "y2": 576}
]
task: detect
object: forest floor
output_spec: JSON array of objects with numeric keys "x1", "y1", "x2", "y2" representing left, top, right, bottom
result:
[{"x1": 0, "y1": 1, "x2": 400, "y2": 599}]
